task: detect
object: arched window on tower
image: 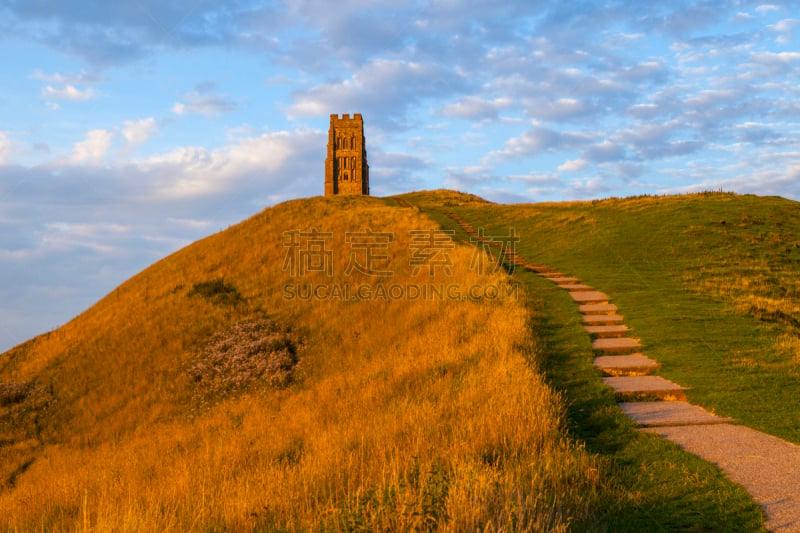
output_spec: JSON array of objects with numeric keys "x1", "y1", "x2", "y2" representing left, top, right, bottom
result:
[{"x1": 352, "y1": 156, "x2": 356, "y2": 170}]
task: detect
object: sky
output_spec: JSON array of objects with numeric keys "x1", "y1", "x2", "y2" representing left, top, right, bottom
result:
[{"x1": 1, "y1": 1, "x2": 800, "y2": 352}]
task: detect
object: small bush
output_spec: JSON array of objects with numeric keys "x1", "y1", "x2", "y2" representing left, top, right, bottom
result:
[
  {"x1": 0, "y1": 382, "x2": 31, "y2": 407},
  {"x1": 0, "y1": 381, "x2": 52, "y2": 443},
  {"x1": 187, "y1": 278, "x2": 244, "y2": 306},
  {"x1": 189, "y1": 320, "x2": 303, "y2": 403}
]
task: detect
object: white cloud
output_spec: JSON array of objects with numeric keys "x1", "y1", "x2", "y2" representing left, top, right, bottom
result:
[
  {"x1": 31, "y1": 69, "x2": 101, "y2": 85},
  {"x1": 558, "y1": 159, "x2": 587, "y2": 172},
  {"x1": 731, "y1": 12, "x2": 754, "y2": 22},
  {"x1": 769, "y1": 18, "x2": 799, "y2": 33},
  {"x1": 287, "y1": 58, "x2": 466, "y2": 127},
  {"x1": 509, "y1": 172, "x2": 560, "y2": 185},
  {"x1": 767, "y1": 18, "x2": 800, "y2": 43},
  {"x1": 42, "y1": 84, "x2": 94, "y2": 101},
  {"x1": 489, "y1": 128, "x2": 594, "y2": 160},
  {"x1": 135, "y1": 128, "x2": 323, "y2": 200},
  {"x1": 583, "y1": 140, "x2": 626, "y2": 163},
  {"x1": 755, "y1": 5, "x2": 782, "y2": 14},
  {"x1": 172, "y1": 90, "x2": 237, "y2": 117},
  {"x1": 0, "y1": 131, "x2": 10, "y2": 164},
  {"x1": 752, "y1": 51, "x2": 800, "y2": 64},
  {"x1": 444, "y1": 165, "x2": 500, "y2": 190},
  {"x1": 122, "y1": 118, "x2": 158, "y2": 147},
  {"x1": 523, "y1": 97, "x2": 592, "y2": 121},
  {"x1": 627, "y1": 103, "x2": 660, "y2": 118},
  {"x1": 440, "y1": 96, "x2": 512, "y2": 120},
  {"x1": 70, "y1": 129, "x2": 112, "y2": 164},
  {"x1": 566, "y1": 177, "x2": 609, "y2": 199}
]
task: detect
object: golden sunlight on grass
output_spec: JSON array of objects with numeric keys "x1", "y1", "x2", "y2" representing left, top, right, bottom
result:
[{"x1": 0, "y1": 195, "x2": 599, "y2": 530}]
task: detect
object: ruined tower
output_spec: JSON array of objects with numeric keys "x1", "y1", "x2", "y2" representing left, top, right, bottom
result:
[{"x1": 325, "y1": 113, "x2": 369, "y2": 196}]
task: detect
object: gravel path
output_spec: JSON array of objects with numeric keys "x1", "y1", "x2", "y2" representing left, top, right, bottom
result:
[{"x1": 645, "y1": 424, "x2": 800, "y2": 532}]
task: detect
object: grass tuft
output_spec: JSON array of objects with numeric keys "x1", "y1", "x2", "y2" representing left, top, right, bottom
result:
[{"x1": 188, "y1": 278, "x2": 245, "y2": 306}]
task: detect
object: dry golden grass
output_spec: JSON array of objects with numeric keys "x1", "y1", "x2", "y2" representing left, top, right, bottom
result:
[{"x1": 0, "y1": 195, "x2": 598, "y2": 531}]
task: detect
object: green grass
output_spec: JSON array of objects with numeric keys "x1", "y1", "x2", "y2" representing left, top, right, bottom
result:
[
  {"x1": 437, "y1": 192, "x2": 800, "y2": 445},
  {"x1": 520, "y1": 269, "x2": 765, "y2": 531},
  {"x1": 418, "y1": 192, "x2": 767, "y2": 531}
]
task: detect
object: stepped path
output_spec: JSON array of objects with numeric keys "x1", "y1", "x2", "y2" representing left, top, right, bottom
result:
[{"x1": 445, "y1": 211, "x2": 800, "y2": 532}]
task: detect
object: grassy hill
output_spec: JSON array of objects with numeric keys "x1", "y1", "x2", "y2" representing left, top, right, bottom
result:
[
  {"x1": 0, "y1": 194, "x2": 598, "y2": 531},
  {"x1": 0, "y1": 190, "x2": 776, "y2": 530},
  {"x1": 434, "y1": 192, "x2": 800, "y2": 445}
]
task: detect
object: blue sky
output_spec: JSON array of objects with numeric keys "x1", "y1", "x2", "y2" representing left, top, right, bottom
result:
[{"x1": 1, "y1": 1, "x2": 799, "y2": 351}]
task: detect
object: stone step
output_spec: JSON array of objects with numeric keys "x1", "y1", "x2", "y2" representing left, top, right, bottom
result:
[
  {"x1": 570, "y1": 291, "x2": 610, "y2": 304},
  {"x1": 592, "y1": 337, "x2": 642, "y2": 354},
  {"x1": 584, "y1": 324, "x2": 630, "y2": 338},
  {"x1": 524, "y1": 263, "x2": 550, "y2": 272},
  {"x1": 594, "y1": 354, "x2": 660, "y2": 376},
  {"x1": 620, "y1": 401, "x2": 733, "y2": 427},
  {"x1": 560, "y1": 284, "x2": 594, "y2": 291},
  {"x1": 603, "y1": 376, "x2": 688, "y2": 401},
  {"x1": 583, "y1": 314, "x2": 624, "y2": 325},
  {"x1": 540, "y1": 272, "x2": 567, "y2": 278},
  {"x1": 579, "y1": 303, "x2": 618, "y2": 314},
  {"x1": 550, "y1": 277, "x2": 580, "y2": 284}
]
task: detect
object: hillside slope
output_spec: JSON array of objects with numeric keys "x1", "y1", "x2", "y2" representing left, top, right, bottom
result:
[
  {"x1": 444, "y1": 192, "x2": 800, "y2": 444},
  {"x1": 0, "y1": 194, "x2": 596, "y2": 530}
]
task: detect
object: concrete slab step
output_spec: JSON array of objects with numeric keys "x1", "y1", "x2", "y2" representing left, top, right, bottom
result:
[
  {"x1": 579, "y1": 303, "x2": 618, "y2": 314},
  {"x1": 550, "y1": 277, "x2": 580, "y2": 284},
  {"x1": 560, "y1": 284, "x2": 595, "y2": 291},
  {"x1": 620, "y1": 401, "x2": 732, "y2": 427},
  {"x1": 584, "y1": 324, "x2": 630, "y2": 338},
  {"x1": 592, "y1": 337, "x2": 642, "y2": 354},
  {"x1": 583, "y1": 314, "x2": 624, "y2": 325},
  {"x1": 570, "y1": 291, "x2": 610, "y2": 303},
  {"x1": 524, "y1": 264, "x2": 550, "y2": 273},
  {"x1": 603, "y1": 376, "x2": 688, "y2": 401},
  {"x1": 594, "y1": 354, "x2": 660, "y2": 376},
  {"x1": 540, "y1": 272, "x2": 567, "y2": 278}
]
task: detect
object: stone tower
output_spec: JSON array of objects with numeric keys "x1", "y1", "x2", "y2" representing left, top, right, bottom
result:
[{"x1": 325, "y1": 113, "x2": 369, "y2": 196}]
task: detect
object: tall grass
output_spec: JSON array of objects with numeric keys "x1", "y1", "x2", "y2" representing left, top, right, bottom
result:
[{"x1": 0, "y1": 195, "x2": 598, "y2": 530}]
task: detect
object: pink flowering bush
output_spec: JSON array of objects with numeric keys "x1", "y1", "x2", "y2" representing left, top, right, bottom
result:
[{"x1": 189, "y1": 320, "x2": 303, "y2": 402}]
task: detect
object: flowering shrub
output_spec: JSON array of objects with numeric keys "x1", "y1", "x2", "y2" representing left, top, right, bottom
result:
[{"x1": 189, "y1": 320, "x2": 303, "y2": 401}]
